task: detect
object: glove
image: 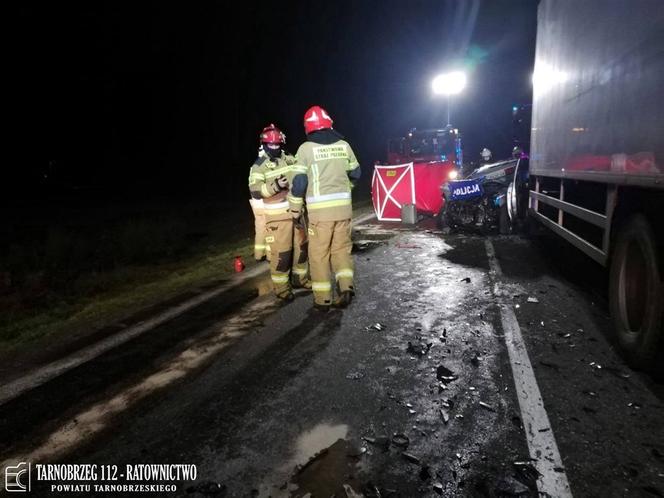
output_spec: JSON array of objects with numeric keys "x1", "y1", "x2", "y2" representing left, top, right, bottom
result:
[
  {"x1": 277, "y1": 175, "x2": 289, "y2": 189},
  {"x1": 258, "y1": 145, "x2": 267, "y2": 158}
]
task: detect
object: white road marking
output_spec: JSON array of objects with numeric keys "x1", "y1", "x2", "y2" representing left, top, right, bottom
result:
[
  {"x1": 485, "y1": 239, "x2": 573, "y2": 497},
  {"x1": 0, "y1": 212, "x2": 376, "y2": 407}
]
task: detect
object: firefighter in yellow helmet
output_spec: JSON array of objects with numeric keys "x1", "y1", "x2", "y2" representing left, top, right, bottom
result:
[
  {"x1": 289, "y1": 106, "x2": 361, "y2": 311},
  {"x1": 248, "y1": 124, "x2": 310, "y2": 301}
]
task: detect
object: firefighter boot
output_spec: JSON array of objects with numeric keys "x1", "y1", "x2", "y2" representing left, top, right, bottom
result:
[
  {"x1": 266, "y1": 220, "x2": 294, "y2": 299},
  {"x1": 330, "y1": 220, "x2": 355, "y2": 306},
  {"x1": 333, "y1": 290, "x2": 353, "y2": 309},
  {"x1": 292, "y1": 222, "x2": 311, "y2": 289},
  {"x1": 308, "y1": 221, "x2": 333, "y2": 307}
]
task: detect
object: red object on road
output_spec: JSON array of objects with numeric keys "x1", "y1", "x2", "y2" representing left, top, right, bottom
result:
[
  {"x1": 372, "y1": 162, "x2": 450, "y2": 220},
  {"x1": 234, "y1": 256, "x2": 245, "y2": 272}
]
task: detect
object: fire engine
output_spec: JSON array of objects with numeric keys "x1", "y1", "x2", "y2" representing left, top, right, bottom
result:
[
  {"x1": 387, "y1": 125, "x2": 462, "y2": 171},
  {"x1": 372, "y1": 126, "x2": 462, "y2": 220}
]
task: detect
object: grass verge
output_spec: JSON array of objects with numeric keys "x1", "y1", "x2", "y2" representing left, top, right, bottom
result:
[{"x1": 0, "y1": 199, "x2": 374, "y2": 357}]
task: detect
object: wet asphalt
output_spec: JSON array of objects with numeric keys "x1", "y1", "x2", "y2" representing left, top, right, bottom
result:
[{"x1": 1, "y1": 219, "x2": 663, "y2": 497}]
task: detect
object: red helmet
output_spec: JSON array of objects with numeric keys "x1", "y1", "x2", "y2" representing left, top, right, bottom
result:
[
  {"x1": 259, "y1": 124, "x2": 285, "y2": 145},
  {"x1": 303, "y1": 106, "x2": 333, "y2": 134}
]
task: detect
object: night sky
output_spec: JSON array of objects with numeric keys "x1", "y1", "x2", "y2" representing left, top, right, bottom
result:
[{"x1": 13, "y1": 0, "x2": 537, "y2": 200}]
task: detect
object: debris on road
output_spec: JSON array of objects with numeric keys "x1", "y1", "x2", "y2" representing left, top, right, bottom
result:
[
  {"x1": 436, "y1": 365, "x2": 458, "y2": 382},
  {"x1": 527, "y1": 296, "x2": 539, "y2": 303},
  {"x1": 479, "y1": 401, "x2": 496, "y2": 412},
  {"x1": 402, "y1": 452, "x2": 421, "y2": 464},
  {"x1": 391, "y1": 433, "x2": 410, "y2": 449},
  {"x1": 346, "y1": 371, "x2": 365, "y2": 380},
  {"x1": 365, "y1": 323, "x2": 386, "y2": 331},
  {"x1": 460, "y1": 277, "x2": 471, "y2": 283},
  {"x1": 603, "y1": 366, "x2": 631, "y2": 380},
  {"x1": 346, "y1": 443, "x2": 367, "y2": 458},
  {"x1": 407, "y1": 341, "x2": 432, "y2": 357},
  {"x1": 433, "y1": 482, "x2": 444, "y2": 494},
  {"x1": 440, "y1": 409, "x2": 450, "y2": 424}
]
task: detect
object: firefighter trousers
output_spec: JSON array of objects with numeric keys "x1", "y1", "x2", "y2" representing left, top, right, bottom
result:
[
  {"x1": 308, "y1": 219, "x2": 354, "y2": 306},
  {"x1": 265, "y1": 218, "x2": 309, "y2": 297},
  {"x1": 249, "y1": 198, "x2": 269, "y2": 261}
]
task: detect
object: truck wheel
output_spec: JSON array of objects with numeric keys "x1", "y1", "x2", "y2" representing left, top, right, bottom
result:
[
  {"x1": 499, "y1": 203, "x2": 511, "y2": 235},
  {"x1": 609, "y1": 214, "x2": 663, "y2": 369}
]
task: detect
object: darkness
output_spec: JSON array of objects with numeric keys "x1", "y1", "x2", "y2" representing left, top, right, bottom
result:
[{"x1": 11, "y1": 0, "x2": 537, "y2": 202}]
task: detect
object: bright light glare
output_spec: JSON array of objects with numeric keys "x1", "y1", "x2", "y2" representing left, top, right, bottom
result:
[
  {"x1": 448, "y1": 170, "x2": 459, "y2": 180},
  {"x1": 432, "y1": 71, "x2": 467, "y2": 95},
  {"x1": 532, "y1": 63, "x2": 568, "y2": 96}
]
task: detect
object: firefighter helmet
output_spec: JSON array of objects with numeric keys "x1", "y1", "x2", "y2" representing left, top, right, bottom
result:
[
  {"x1": 303, "y1": 106, "x2": 333, "y2": 134},
  {"x1": 260, "y1": 124, "x2": 286, "y2": 145}
]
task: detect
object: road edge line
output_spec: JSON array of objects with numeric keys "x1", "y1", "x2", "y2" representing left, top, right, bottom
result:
[{"x1": 485, "y1": 239, "x2": 573, "y2": 498}]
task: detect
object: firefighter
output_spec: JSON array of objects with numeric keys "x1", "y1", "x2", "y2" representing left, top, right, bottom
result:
[
  {"x1": 480, "y1": 147, "x2": 492, "y2": 163},
  {"x1": 248, "y1": 124, "x2": 310, "y2": 301},
  {"x1": 249, "y1": 145, "x2": 269, "y2": 261},
  {"x1": 289, "y1": 106, "x2": 361, "y2": 311}
]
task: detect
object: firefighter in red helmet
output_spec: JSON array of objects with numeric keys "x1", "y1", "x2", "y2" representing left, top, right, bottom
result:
[
  {"x1": 289, "y1": 106, "x2": 361, "y2": 311},
  {"x1": 248, "y1": 124, "x2": 310, "y2": 300}
]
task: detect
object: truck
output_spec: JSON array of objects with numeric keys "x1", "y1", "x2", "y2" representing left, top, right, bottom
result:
[{"x1": 525, "y1": 0, "x2": 663, "y2": 369}]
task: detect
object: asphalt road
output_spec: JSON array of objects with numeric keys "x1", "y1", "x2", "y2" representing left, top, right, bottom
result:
[{"x1": 1, "y1": 219, "x2": 663, "y2": 497}]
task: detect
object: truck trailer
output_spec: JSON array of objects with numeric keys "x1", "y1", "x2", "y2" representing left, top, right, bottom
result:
[{"x1": 528, "y1": 0, "x2": 663, "y2": 368}]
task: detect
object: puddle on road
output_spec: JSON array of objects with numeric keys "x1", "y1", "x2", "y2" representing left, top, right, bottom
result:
[
  {"x1": 352, "y1": 224, "x2": 402, "y2": 253},
  {"x1": 291, "y1": 438, "x2": 364, "y2": 498},
  {"x1": 283, "y1": 423, "x2": 349, "y2": 470},
  {"x1": 257, "y1": 423, "x2": 370, "y2": 497}
]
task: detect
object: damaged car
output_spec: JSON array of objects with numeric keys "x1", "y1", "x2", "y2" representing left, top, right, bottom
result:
[{"x1": 438, "y1": 156, "x2": 529, "y2": 234}]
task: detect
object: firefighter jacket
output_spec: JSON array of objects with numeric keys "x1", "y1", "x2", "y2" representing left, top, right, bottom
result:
[
  {"x1": 290, "y1": 129, "x2": 361, "y2": 222},
  {"x1": 248, "y1": 152, "x2": 304, "y2": 222}
]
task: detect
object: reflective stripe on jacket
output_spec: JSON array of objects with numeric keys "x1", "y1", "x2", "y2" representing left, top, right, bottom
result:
[
  {"x1": 248, "y1": 152, "x2": 298, "y2": 221},
  {"x1": 292, "y1": 139, "x2": 360, "y2": 222}
]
